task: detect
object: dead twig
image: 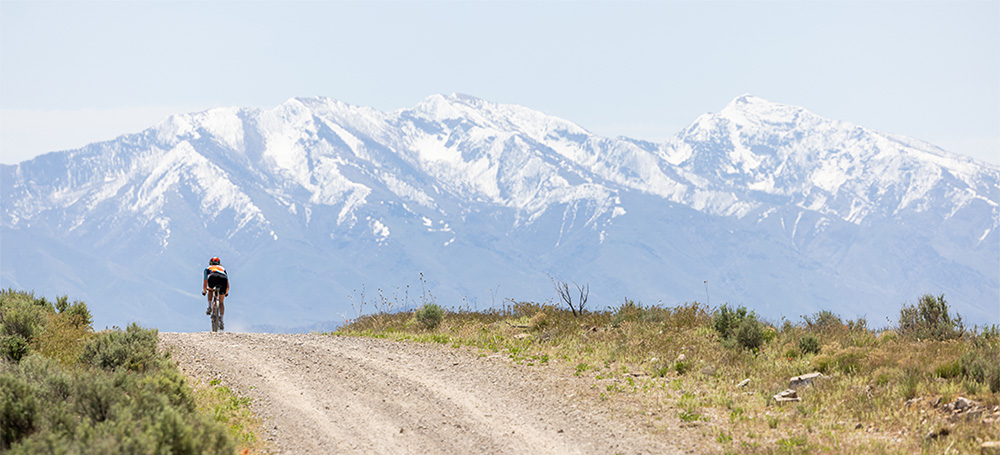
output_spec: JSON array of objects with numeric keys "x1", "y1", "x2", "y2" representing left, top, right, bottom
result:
[{"x1": 552, "y1": 277, "x2": 588, "y2": 317}]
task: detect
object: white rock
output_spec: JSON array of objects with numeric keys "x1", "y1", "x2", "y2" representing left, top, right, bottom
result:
[{"x1": 789, "y1": 372, "x2": 823, "y2": 389}]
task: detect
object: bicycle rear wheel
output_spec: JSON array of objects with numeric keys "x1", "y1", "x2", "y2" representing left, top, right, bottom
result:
[{"x1": 210, "y1": 293, "x2": 220, "y2": 332}]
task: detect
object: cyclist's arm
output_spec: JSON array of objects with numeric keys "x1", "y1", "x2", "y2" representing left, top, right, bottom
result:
[
  {"x1": 226, "y1": 278, "x2": 230, "y2": 296},
  {"x1": 203, "y1": 278, "x2": 208, "y2": 294}
]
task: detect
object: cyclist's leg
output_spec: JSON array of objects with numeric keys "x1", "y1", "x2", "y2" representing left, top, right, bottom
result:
[
  {"x1": 219, "y1": 278, "x2": 229, "y2": 315},
  {"x1": 217, "y1": 284, "x2": 226, "y2": 330},
  {"x1": 206, "y1": 288, "x2": 216, "y2": 314},
  {"x1": 219, "y1": 279, "x2": 229, "y2": 330}
]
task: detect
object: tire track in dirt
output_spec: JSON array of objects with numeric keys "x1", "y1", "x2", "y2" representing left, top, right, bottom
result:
[{"x1": 159, "y1": 332, "x2": 680, "y2": 454}]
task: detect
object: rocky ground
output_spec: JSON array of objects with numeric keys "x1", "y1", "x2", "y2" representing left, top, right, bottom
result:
[{"x1": 158, "y1": 332, "x2": 687, "y2": 454}]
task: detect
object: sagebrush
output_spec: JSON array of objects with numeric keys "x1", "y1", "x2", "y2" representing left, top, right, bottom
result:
[{"x1": 0, "y1": 289, "x2": 254, "y2": 454}]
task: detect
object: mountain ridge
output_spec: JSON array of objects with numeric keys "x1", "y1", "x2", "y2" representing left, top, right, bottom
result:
[{"x1": 2, "y1": 94, "x2": 997, "y2": 331}]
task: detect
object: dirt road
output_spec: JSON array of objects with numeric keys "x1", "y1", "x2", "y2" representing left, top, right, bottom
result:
[{"x1": 159, "y1": 332, "x2": 681, "y2": 454}]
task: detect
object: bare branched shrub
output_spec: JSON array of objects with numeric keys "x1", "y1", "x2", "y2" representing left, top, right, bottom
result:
[{"x1": 552, "y1": 279, "x2": 588, "y2": 317}]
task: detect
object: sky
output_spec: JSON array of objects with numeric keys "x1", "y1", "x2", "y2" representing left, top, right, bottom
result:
[{"x1": 1, "y1": 1, "x2": 998, "y2": 165}]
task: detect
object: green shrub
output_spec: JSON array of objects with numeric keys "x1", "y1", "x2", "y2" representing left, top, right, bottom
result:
[
  {"x1": 960, "y1": 335, "x2": 1000, "y2": 393},
  {"x1": 898, "y1": 294, "x2": 964, "y2": 341},
  {"x1": 734, "y1": 315, "x2": 766, "y2": 351},
  {"x1": 0, "y1": 297, "x2": 50, "y2": 343},
  {"x1": 846, "y1": 317, "x2": 868, "y2": 332},
  {"x1": 612, "y1": 299, "x2": 647, "y2": 326},
  {"x1": 1, "y1": 334, "x2": 29, "y2": 363},
  {"x1": 982, "y1": 325, "x2": 1000, "y2": 341},
  {"x1": 74, "y1": 373, "x2": 121, "y2": 423},
  {"x1": 80, "y1": 323, "x2": 162, "y2": 373},
  {"x1": 2, "y1": 334, "x2": 234, "y2": 454},
  {"x1": 713, "y1": 304, "x2": 749, "y2": 340},
  {"x1": 53, "y1": 296, "x2": 70, "y2": 313},
  {"x1": 804, "y1": 310, "x2": 843, "y2": 332},
  {"x1": 1, "y1": 292, "x2": 242, "y2": 453},
  {"x1": 713, "y1": 304, "x2": 767, "y2": 351},
  {"x1": 415, "y1": 303, "x2": 444, "y2": 330},
  {"x1": 62, "y1": 301, "x2": 93, "y2": 329},
  {"x1": 798, "y1": 335, "x2": 821, "y2": 355},
  {"x1": 0, "y1": 291, "x2": 93, "y2": 365},
  {"x1": 0, "y1": 373, "x2": 38, "y2": 448}
]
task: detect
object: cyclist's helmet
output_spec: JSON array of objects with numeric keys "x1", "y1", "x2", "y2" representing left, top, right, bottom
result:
[{"x1": 209, "y1": 257, "x2": 221, "y2": 265}]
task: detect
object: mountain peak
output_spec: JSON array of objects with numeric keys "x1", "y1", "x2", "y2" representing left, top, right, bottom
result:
[
  {"x1": 721, "y1": 93, "x2": 795, "y2": 114},
  {"x1": 713, "y1": 94, "x2": 819, "y2": 132},
  {"x1": 728, "y1": 93, "x2": 766, "y2": 106},
  {"x1": 414, "y1": 93, "x2": 481, "y2": 121},
  {"x1": 447, "y1": 92, "x2": 486, "y2": 104},
  {"x1": 415, "y1": 93, "x2": 494, "y2": 113}
]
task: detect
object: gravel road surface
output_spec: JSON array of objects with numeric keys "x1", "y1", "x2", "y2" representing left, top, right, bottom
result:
[{"x1": 159, "y1": 332, "x2": 681, "y2": 454}]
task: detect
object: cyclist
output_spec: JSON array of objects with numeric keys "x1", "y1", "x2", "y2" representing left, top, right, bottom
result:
[{"x1": 202, "y1": 257, "x2": 230, "y2": 330}]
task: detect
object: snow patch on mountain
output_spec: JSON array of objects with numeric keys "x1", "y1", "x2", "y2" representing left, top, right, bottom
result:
[{"x1": 368, "y1": 217, "x2": 390, "y2": 244}]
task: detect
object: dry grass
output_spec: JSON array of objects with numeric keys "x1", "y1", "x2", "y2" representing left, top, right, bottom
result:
[
  {"x1": 337, "y1": 300, "x2": 999, "y2": 454},
  {"x1": 192, "y1": 377, "x2": 269, "y2": 455}
]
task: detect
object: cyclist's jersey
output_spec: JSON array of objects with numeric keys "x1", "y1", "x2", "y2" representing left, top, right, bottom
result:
[{"x1": 204, "y1": 265, "x2": 227, "y2": 280}]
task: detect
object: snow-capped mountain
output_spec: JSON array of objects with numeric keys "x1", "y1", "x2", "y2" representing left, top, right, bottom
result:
[{"x1": 2, "y1": 94, "x2": 997, "y2": 331}]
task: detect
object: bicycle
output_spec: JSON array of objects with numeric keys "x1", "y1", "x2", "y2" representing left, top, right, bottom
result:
[{"x1": 206, "y1": 285, "x2": 225, "y2": 332}]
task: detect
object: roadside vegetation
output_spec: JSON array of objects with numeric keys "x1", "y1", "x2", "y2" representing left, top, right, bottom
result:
[
  {"x1": 338, "y1": 292, "x2": 999, "y2": 454},
  {"x1": 0, "y1": 289, "x2": 263, "y2": 454}
]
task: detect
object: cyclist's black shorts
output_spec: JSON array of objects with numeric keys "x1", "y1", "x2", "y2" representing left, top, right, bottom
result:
[{"x1": 207, "y1": 272, "x2": 229, "y2": 294}]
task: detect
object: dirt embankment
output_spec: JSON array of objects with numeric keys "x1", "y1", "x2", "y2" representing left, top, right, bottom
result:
[{"x1": 159, "y1": 332, "x2": 683, "y2": 454}]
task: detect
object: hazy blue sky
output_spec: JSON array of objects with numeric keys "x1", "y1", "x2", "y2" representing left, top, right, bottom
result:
[{"x1": 1, "y1": 1, "x2": 998, "y2": 164}]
